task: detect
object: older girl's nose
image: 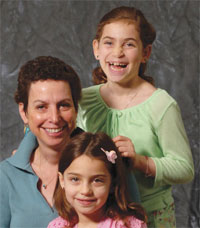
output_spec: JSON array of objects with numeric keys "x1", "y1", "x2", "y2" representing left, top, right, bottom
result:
[{"x1": 112, "y1": 44, "x2": 124, "y2": 57}]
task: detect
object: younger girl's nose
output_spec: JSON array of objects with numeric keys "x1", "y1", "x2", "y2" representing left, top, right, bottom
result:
[{"x1": 80, "y1": 182, "x2": 93, "y2": 195}]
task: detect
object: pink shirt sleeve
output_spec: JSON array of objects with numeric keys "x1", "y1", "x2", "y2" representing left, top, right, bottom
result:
[
  {"x1": 99, "y1": 216, "x2": 147, "y2": 228},
  {"x1": 127, "y1": 216, "x2": 147, "y2": 228},
  {"x1": 47, "y1": 216, "x2": 69, "y2": 228}
]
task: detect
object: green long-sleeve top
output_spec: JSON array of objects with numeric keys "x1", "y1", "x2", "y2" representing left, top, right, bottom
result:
[{"x1": 77, "y1": 85, "x2": 194, "y2": 212}]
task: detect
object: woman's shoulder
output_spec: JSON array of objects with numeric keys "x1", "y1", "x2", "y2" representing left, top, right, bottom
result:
[{"x1": 47, "y1": 216, "x2": 69, "y2": 228}]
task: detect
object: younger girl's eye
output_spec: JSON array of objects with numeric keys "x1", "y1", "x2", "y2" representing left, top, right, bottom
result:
[
  {"x1": 94, "y1": 178, "x2": 104, "y2": 184},
  {"x1": 71, "y1": 177, "x2": 79, "y2": 182}
]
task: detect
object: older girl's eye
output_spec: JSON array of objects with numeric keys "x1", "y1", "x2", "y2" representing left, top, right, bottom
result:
[{"x1": 104, "y1": 41, "x2": 112, "y2": 46}]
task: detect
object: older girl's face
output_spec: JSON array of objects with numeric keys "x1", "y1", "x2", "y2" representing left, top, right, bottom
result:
[
  {"x1": 93, "y1": 21, "x2": 151, "y2": 85},
  {"x1": 19, "y1": 79, "x2": 77, "y2": 151}
]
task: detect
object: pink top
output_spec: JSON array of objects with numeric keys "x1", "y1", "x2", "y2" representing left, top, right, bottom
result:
[{"x1": 47, "y1": 216, "x2": 147, "y2": 228}]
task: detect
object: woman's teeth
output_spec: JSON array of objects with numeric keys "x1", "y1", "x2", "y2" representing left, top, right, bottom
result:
[{"x1": 46, "y1": 127, "x2": 63, "y2": 133}]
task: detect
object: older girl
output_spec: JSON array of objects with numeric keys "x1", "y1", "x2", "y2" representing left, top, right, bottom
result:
[{"x1": 77, "y1": 6, "x2": 194, "y2": 227}]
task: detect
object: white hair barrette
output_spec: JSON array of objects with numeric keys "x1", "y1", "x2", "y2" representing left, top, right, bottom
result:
[{"x1": 101, "y1": 148, "x2": 117, "y2": 164}]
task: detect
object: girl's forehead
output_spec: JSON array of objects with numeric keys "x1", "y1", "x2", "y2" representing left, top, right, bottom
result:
[
  {"x1": 100, "y1": 21, "x2": 141, "y2": 42},
  {"x1": 101, "y1": 20, "x2": 139, "y2": 35},
  {"x1": 64, "y1": 155, "x2": 110, "y2": 176},
  {"x1": 104, "y1": 19, "x2": 138, "y2": 30}
]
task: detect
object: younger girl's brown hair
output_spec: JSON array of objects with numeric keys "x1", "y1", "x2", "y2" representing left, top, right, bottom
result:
[{"x1": 54, "y1": 132, "x2": 147, "y2": 227}]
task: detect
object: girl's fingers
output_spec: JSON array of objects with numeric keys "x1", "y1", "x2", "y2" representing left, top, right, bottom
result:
[
  {"x1": 113, "y1": 135, "x2": 130, "y2": 142},
  {"x1": 120, "y1": 151, "x2": 130, "y2": 157}
]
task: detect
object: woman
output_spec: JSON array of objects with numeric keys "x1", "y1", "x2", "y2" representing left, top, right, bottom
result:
[{"x1": 0, "y1": 56, "x2": 82, "y2": 227}]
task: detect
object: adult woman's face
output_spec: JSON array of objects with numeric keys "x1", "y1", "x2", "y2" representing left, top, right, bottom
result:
[{"x1": 19, "y1": 79, "x2": 77, "y2": 151}]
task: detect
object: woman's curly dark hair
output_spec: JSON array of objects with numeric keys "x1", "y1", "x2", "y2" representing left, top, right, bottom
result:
[{"x1": 15, "y1": 56, "x2": 82, "y2": 112}]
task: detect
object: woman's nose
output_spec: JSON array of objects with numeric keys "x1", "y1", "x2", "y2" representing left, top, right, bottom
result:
[{"x1": 49, "y1": 107, "x2": 60, "y2": 123}]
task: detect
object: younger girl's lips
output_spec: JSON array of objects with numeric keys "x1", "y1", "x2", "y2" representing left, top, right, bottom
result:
[{"x1": 76, "y1": 198, "x2": 96, "y2": 206}]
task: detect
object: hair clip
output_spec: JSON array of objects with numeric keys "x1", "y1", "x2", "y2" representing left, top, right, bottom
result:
[{"x1": 101, "y1": 148, "x2": 117, "y2": 164}]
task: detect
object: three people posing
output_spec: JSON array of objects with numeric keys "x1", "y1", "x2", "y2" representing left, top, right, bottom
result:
[{"x1": 0, "y1": 6, "x2": 194, "y2": 228}]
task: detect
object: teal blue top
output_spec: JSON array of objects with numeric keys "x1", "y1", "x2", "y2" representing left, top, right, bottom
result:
[
  {"x1": 0, "y1": 131, "x2": 58, "y2": 228},
  {"x1": 19, "y1": 130, "x2": 140, "y2": 205},
  {"x1": 77, "y1": 85, "x2": 194, "y2": 212}
]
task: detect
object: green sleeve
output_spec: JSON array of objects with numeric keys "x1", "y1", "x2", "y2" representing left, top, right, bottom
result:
[
  {"x1": 76, "y1": 106, "x2": 85, "y2": 131},
  {"x1": 152, "y1": 102, "x2": 194, "y2": 187}
]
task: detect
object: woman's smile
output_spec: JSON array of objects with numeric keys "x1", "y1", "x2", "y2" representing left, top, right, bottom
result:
[{"x1": 20, "y1": 79, "x2": 77, "y2": 150}]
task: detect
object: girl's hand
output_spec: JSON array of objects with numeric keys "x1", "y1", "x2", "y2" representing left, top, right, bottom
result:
[{"x1": 112, "y1": 135, "x2": 136, "y2": 161}]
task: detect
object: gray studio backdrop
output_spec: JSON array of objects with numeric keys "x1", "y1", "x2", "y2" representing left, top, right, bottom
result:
[{"x1": 0, "y1": 0, "x2": 199, "y2": 227}]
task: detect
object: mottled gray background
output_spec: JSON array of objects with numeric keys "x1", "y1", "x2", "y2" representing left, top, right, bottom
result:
[{"x1": 0, "y1": 0, "x2": 199, "y2": 227}]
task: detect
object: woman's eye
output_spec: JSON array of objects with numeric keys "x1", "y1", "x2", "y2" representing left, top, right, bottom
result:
[
  {"x1": 125, "y1": 42, "x2": 135, "y2": 47},
  {"x1": 59, "y1": 103, "x2": 71, "y2": 110},
  {"x1": 37, "y1": 105, "x2": 45, "y2": 110}
]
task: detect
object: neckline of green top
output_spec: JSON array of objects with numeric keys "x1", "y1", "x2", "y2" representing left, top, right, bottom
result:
[{"x1": 96, "y1": 85, "x2": 162, "y2": 112}]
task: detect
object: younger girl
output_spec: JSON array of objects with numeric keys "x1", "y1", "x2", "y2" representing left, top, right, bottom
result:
[{"x1": 48, "y1": 132, "x2": 147, "y2": 228}]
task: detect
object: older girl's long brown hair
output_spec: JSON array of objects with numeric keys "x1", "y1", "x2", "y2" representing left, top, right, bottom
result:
[{"x1": 92, "y1": 6, "x2": 156, "y2": 85}]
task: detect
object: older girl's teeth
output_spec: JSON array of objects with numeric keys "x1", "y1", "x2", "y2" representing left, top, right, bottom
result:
[
  {"x1": 110, "y1": 63, "x2": 127, "y2": 68},
  {"x1": 46, "y1": 128, "x2": 63, "y2": 133}
]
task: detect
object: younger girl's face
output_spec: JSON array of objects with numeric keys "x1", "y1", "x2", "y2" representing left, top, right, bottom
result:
[
  {"x1": 59, "y1": 155, "x2": 111, "y2": 220},
  {"x1": 93, "y1": 20, "x2": 151, "y2": 85}
]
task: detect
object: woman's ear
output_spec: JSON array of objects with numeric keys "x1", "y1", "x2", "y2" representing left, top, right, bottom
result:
[
  {"x1": 58, "y1": 172, "x2": 64, "y2": 189},
  {"x1": 18, "y1": 103, "x2": 28, "y2": 125},
  {"x1": 141, "y1": 45, "x2": 152, "y2": 63},
  {"x1": 92, "y1": 39, "x2": 99, "y2": 60}
]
